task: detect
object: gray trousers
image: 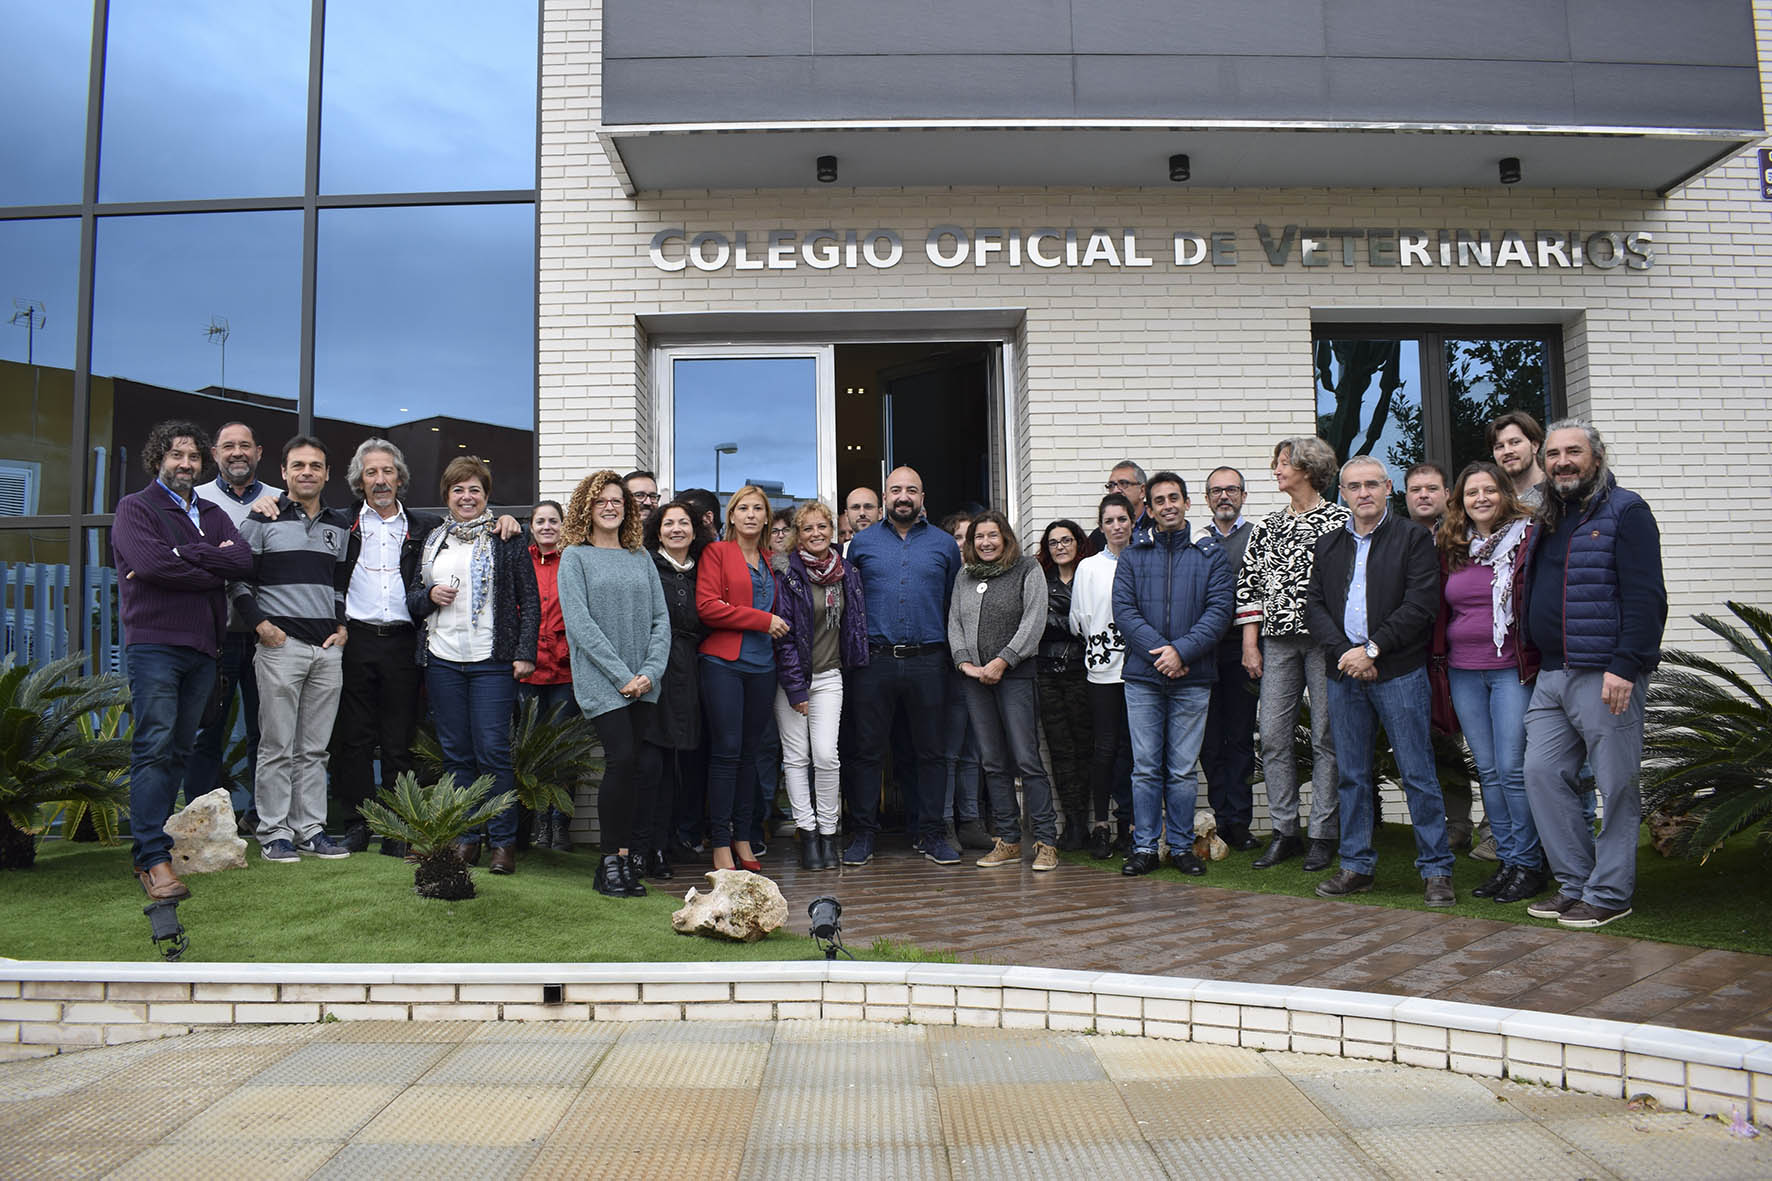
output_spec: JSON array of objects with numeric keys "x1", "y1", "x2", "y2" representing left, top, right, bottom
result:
[
  {"x1": 253, "y1": 638, "x2": 343, "y2": 845},
  {"x1": 1258, "y1": 635, "x2": 1339, "y2": 839},
  {"x1": 963, "y1": 673, "x2": 1059, "y2": 845},
  {"x1": 1523, "y1": 668, "x2": 1645, "y2": 910}
]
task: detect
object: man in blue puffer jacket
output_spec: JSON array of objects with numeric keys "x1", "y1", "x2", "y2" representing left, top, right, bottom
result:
[
  {"x1": 1112, "y1": 472, "x2": 1235, "y2": 877},
  {"x1": 1521, "y1": 420, "x2": 1665, "y2": 930}
]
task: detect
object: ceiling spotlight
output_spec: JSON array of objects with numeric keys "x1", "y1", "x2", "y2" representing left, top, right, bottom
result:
[
  {"x1": 1499, "y1": 157, "x2": 1522, "y2": 185},
  {"x1": 816, "y1": 155, "x2": 838, "y2": 183},
  {"x1": 1168, "y1": 153, "x2": 1191, "y2": 183}
]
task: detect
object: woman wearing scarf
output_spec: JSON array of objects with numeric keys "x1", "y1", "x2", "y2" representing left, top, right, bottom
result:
[
  {"x1": 640, "y1": 498, "x2": 713, "y2": 879},
  {"x1": 557, "y1": 470, "x2": 672, "y2": 898},
  {"x1": 409, "y1": 456, "x2": 539, "y2": 876},
  {"x1": 1436, "y1": 460, "x2": 1545, "y2": 905},
  {"x1": 947, "y1": 510, "x2": 1059, "y2": 871},
  {"x1": 771, "y1": 500, "x2": 868, "y2": 871}
]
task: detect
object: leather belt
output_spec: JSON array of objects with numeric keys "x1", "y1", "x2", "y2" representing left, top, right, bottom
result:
[
  {"x1": 349, "y1": 620, "x2": 414, "y2": 636},
  {"x1": 869, "y1": 641, "x2": 945, "y2": 658}
]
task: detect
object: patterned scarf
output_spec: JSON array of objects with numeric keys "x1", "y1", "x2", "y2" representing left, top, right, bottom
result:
[
  {"x1": 1467, "y1": 517, "x2": 1528, "y2": 656},
  {"x1": 964, "y1": 557, "x2": 1014, "y2": 581},
  {"x1": 798, "y1": 547, "x2": 844, "y2": 631},
  {"x1": 428, "y1": 510, "x2": 497, "y2": 626}
]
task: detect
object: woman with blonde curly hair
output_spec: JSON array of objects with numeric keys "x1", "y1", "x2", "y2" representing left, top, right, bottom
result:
[
  {"x1": 557, "y1": 469, "x2": 671, "y2": 897},
  {"x1": 696, "y1": 484, "x2": 790, "y2": 872}
]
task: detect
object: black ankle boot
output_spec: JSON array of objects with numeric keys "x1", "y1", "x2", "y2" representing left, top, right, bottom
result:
[
  {"x1": 1057, "y1": 810, "x2": 1086, "y2": 852},
  {"x1": 622, "y1": 852, "x2": 648, "y2": 897},
  {"x1": 799, "y1": 828, "x2": 821, "y2": 871},
  {"x1": 818, "y1": 833, "x2": 839, "y2": 870},
  {"x1": 595, "y1": 854, "x2": 625, "y2": 897},
  {"x1": 645, "y1": 848, "x2": 673, "y2": 879}
]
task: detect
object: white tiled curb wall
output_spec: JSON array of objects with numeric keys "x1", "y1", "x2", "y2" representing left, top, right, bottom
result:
[{"x1": 3, "y1": 960, "x2": 1767, "y2": 1121}]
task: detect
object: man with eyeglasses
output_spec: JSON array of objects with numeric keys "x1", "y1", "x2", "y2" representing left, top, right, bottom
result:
[
  {"x1": 1307, "y1": 456, "x2": 1456, "y2": 909},
  {"x1": 624, "y1": 471, "x2": 661, "y2": 518},
  {"x1": 1197, "y1": 467, "x2": 1261, "y2": 852},
  {"x1": 1089, "y1": 461, "x2": 1153, "y2": 550}
]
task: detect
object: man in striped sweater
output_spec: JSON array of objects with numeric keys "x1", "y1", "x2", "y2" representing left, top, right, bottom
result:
[{"x1": 230, "y1": 436, "x2": 353, "y2": 863}]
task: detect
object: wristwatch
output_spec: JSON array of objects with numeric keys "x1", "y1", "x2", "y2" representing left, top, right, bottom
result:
[{"x1": 1364, "y1": 640, "x2": 1380, "y2": 660}]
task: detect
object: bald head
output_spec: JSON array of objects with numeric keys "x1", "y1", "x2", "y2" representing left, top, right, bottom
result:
[
  {"x1": 884, "y1": 466, "x2": 925, "y2": 533},
  {"x1": 845, "y1": 487, "x2": 880, "y2": 531}
]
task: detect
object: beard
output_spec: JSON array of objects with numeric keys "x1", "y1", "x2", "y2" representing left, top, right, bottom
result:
[
  {"x1": 887, "y1": 501, "x2": 918, "y2": 523},
  {"x1": 1213, "y1": 504, "x2": 1239, "y2": 527},
  {"x1": 1550, "y1": 465, "x2": 1596, "y2": 499}
]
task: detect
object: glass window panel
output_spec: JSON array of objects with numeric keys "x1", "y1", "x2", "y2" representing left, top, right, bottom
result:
[
  {"x1": 91, "y1": 212, "x2": 303, "y2": 509},
  {"x1": 315, "y1": 204, "x2": 535, "y2": 508},
  {"x1": 321, "y1": 0, "x2": 537, "y2": 194},
  {"x1": 1, "y1": 219, "x2": 81, "y2": 521},
  {"x1": 0, "y1": 528, "x2": 74, "y2": 664},
  {"x1": 98, "y1": 0, "x2": 308, "y2": 201},
  {"x1": 1315, "y1": 337, "x2": 1423, "y2": 493},
  {"x1": 672, "y1": 358, "x2": 818, "y2": 503},
  {"x1": 80, "y1": 527, "x2": 125, "y2": 673},
  {"x1": 1446, "y1": 337, "x2": 1552, "y2": 478},
  {"x1": 0, "y1": 4, "x2": 91, "y2": 206}
]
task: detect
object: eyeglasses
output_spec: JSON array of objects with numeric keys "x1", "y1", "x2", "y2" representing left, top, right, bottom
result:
[
  {"x1": 1048, "y1": 537, "x2": 1076, "y2": 547},
  {"x1": 1104, "y1": 478, "x2": 1142, "y2": 491},
  {"x1": 1341, "y1": 480, "x2": 1387, "y2": 493},
  {"x1": 770, "y1": 526, "x2": 792, "y2": 537},
  {"x1": 1206, "y1": 485, "x2": 1243, "y2": 497},
  {"x1": 632, "y1": 492, "x2": 659, "y2": 504},
  {"x1": 595, "y1": 497, "x2": 625, "y2": 509}
]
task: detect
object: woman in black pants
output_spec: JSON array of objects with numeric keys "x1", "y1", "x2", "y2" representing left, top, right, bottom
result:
[
  {"x1": 1035, "y1": 518, "x2": 1095, "y2": 849},
  {"x1": 638, "y1": 499, "x2": 712, "y2": 879},
  {"x1": 1068, "y1": 493, "x2": 1136, "y2": 858}
]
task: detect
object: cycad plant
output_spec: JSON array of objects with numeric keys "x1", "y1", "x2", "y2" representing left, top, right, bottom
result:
[
  {"x1": 357, "y1": 771, "x2": 516, "y2": 900},
  {"x1": 1642, "y1": 601, "x2": 1772, "y2": 861},
  {"x1": 415, "y1": 697, "x2": 604, "y2": 816},
  {"x1": 0, "y1": 653, "x2": 134, "y2": 870},
  {"x1": 39, "y1": 704, "x2": 131, "y2": 848}
]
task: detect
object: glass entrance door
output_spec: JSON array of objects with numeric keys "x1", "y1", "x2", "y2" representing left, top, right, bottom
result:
[{"x1": 657, "y1": 347, "x2": 834, "y2": 507}]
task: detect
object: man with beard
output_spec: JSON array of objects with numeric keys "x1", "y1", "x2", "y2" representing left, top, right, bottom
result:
[
  {"x1": 185, "y1": 422, "x2": 282, "y2": 825},
  {"x1": 1521, "y1": 420, "x2": 1665, "y2": 928},
  {"x1": 1489, "y1": 410, "x2": 1548, "y2": 510},
  {"x1": 841, "y1": 465, "x2": 960, "y2": 866},
  {"x1": 1403, "y1": 462, "x2": 1450, "y2": 530},
  {"x1": 113, "y1": 421, "x2": 253, "y2": 900},
  {"x1": 1402, "y1": 459, "x2": 1475, "y2": 851},
  {"x1": 1197, "y1": 467, "x2": 1261, "y2": 851}
]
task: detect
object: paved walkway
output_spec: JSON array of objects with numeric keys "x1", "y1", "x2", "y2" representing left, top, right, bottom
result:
[
  {"x1": 665, "y1": 841, "x2": 1772, "y2": 1041},
  {"x1": 4, "y1": 1018, "x2": 1767, "y2": 1179}
]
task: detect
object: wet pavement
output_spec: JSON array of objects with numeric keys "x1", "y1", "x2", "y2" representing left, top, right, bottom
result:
[
  {"x1": 664, "y1": 840, "x2": 1772, "y2": 1041},
  {"x1": 4, "y1": 1018, "x2": 1768, "y2": 1180}
]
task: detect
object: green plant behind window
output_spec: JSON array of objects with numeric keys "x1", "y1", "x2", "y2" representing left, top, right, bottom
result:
[{"x1": 0, "y1": 653, "x2": 133, "y2": 870}]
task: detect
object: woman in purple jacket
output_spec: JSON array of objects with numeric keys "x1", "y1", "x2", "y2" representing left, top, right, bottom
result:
[{"x1": 771, "y1": 499, "x2": 868, "y2": 871}]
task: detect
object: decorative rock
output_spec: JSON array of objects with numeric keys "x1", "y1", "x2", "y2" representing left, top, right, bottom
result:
[
  {"x1": 670, "y1": 869, "x2": 788, "y2": 942},
  {"x1": 164, "y1": 788, "x2": 248, "y2": 874},
  {"x1": 1192, "y1": 809, "x2": 1230, "y2": 862}
]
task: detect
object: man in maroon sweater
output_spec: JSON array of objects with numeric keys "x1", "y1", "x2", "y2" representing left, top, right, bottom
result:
[{"x1": 112, "y1": 421, "x2": 253, "y2": 900}]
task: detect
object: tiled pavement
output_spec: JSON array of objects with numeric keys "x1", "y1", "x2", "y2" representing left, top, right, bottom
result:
[
  {"x1": 660, "y1": 840, "x2": 1772, "y2": 1041},
  {"x1": 4, "y1": 1019, "x2": 1769, "y2": 1180}
]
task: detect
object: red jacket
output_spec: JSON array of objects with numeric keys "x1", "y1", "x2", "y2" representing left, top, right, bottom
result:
[
  {"x1": 529, "y1": 545, "x2": 571, "y2": 684},
  {"x1": 696, "y1": 540, "x2": 776, "y2": 661}
]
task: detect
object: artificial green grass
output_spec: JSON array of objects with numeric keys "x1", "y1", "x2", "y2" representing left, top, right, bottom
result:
[
  {"x1": 1064, "y1": 824, "x2": 1772, "y2": 956},
  {"x1": 0, "y1": 840, "x2": 915, "y2": 964}
]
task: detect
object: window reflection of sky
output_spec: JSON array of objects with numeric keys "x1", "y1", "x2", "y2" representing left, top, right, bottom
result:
[
  {"x1": 91, "y1": 212, "x2": 303, "y2": 399},
  {"x1": 322, "y1": 0, "x2": 538, "y2": 193},
  {"x1": 99, "y1": 0, "x2": 309, "y2": 202},
  {"x1": 0, "y1": 220, "x2": 80, "y2": 368},
  {"x1": 673, "y1": 358, "x2": 816, "y2": 500},
  {"x1": 0, "y1": 3, "x2": 89, "y2": 206},
  {"x1": 1315, "y1": 342, "x2": 1422, "y2": 491},
  {"x1": 316, "y1": 205, "x2": 534, "y2": 431}
]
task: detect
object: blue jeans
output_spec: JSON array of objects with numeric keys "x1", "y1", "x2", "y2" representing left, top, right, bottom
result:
[
  {"x1": 962, "y1": 673, "x2": 1058, "y2": 844},
  {"x1": 700, "y1": 659, "x2": 776, "y2": 849},
  {"x1": 427, "y1": 658, "x2": 519, "y2": 848},
  {"x1": 182, "y1": 631, "x2": 259, "y2": 813},
  {"x1": 942, "y1": 665, "x2": 982, "y2": 824},
  {"x1": 1124, "y1": 680, "x2": 1212, "y2": 854},
  {"x1": 1326, "y1": 665, "x2": 1454, "y2": 879},
  {"x1": 1449, "y1": 666, "x2": 1542, "y2": 870},
  {"x1": 127, "y1": 644, "x2": 217, "y2": 869}
]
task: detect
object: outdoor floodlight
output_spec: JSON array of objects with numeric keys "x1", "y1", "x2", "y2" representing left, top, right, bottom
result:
[
  {"x1": 817, "y1": 155, "x2": 839, "y2": 183},
  {"x1": 1499, "y1": 157, "x2": 1522, "y2": 185},
  {"x1": 808, "y1": 895, "x2": 851, "y2": 961},
  {"x1": 1169, "y1": 153, "x2": 1191, "y2": 183},
  {"x1": 144, "y1": 898, "x2": 188, "y2": 961}
]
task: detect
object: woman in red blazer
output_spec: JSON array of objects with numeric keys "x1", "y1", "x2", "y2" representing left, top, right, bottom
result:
[{"x1": 696, "y1": 485, "x2": 789, "y2": 870}]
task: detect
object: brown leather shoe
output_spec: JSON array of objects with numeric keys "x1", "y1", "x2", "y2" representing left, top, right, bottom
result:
[
  {"x1": 489, "y1": 846, "x2": 515, "y2": 875},
  {"x1": 134, "y1": 862, "x2": 190, "y2": 901},
  {"x1": 455, "y1": 841, "x2": 481, "y2": 866}
]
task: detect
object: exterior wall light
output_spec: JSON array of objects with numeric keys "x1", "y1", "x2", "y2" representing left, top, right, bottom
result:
[
  {"x1": 817, "y1": 155, "x2": 838, "y2": 183},
  {"x1": 1499, "y1": 157, "x2": 1522, "y2": 184},
  {"x1": 1169, "y1": 153, "x2": 1191, "y2": 183}
]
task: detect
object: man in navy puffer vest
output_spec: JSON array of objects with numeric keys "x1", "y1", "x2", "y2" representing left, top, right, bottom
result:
[{"x1": 1521, "y1": 420, "x2": 1666, "y2": 930}]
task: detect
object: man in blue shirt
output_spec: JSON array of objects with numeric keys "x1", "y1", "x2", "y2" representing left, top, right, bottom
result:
[
  {"x1": 1305, "y1": 456, "x2": 1454, "y2": 908},
  {"x1": 840, "y1": 466, "x2": 961, "y2": 866}
]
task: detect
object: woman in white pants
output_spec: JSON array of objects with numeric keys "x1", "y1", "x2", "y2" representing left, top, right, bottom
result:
[{"x1": 771, "y1": 501, "x2": 869, "y2": 870}]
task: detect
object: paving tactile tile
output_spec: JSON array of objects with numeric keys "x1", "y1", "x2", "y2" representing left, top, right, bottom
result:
[
  {"x1": 948, "y1": 1139, "x2": 1168, "y2": 1180},
  {"x1": 1542, "y1": 1112, "x2": 1772, "y2": 1180},
  {"x1": 1475, "y1": 1076, "x2": 1635, "y2": 1120},
  {"x1": 0, "y1": 1040, "x2": 166, "y2": 1099},
  {"x1": 106, "y1": 1141, "x2": 343, "y2": 1181},
  {"x1": 1149, "y1": 1131, "x2": 1387, "y2": 1180},
  {"x1": 928, "y1": 1030, "x2": 1106, "y2": 1086},
  {"x1": 0, "y1": 1083, "x2": 233, "y2": 1144},
  {"x1": 749, "y1": 1083, "x2": 941, "y2": 1145},
  {"x1": 1086, "y1": 1037, "x2": 1276, "y2": 1081},
  {"x1": 547, "y1": 1085, "x2": 758, "y2": 1149},
  {"x1": 1292, "y1": 1063, "x2": 1527, "y2": 1129},
  {"x1": 311, "y1": 1020, "x2": 483, "y2": 1043},
  {"x1": 244, "y1": 1041, "x2": 454, "y2": 1087},
  {"x1": 1352, "y1": 1119, "x2": 1613, "y2": 1180},
  {"x1": 174, "y1": 1024, "x2": 330, "y2": 1048},
  {"x1": 0, "y1": 1143, "x2": 141, "y2": 1181},
  {"x1": 168, "y1": 1084, "x2": 402, "y2": 1143},
  {"x1": 939, "y1": 1081, "x2": 1137, "y2": 1146},
  {"x1": 468, "y1": 1020, "x2": 625, "y2": 1043},
  {"x1": 418, "y1": 1039, "x2": 610, "y2": 1086},
  {"x1": 588, "y1": 1041, "x2": 769, "y2": 1088},
  {"x1": 101, "y1": 1043, "x2": 298, "y2": 1090},
  {"x1": 762, "y1": 1039, "x2": 933, "y2": 1089},
  {"x1": 615, "y1": 1020, "x2": 774, "y2": 1044},
  {"x1": 310, "y1": 1143, "x2": 539, "y2": 1180},
  {"x1": 526, "y1": 1142, "x2": 741, "y2": 1180},
  {"x1": 1117, "y1": 1075, "x2": 1334, "y2": 1138},
  {"x1": 773, "y1": 1019, "x2": 925, "y2": 1043},
  {"x1": 740, "y1": 1143, "x2": 953, "y2": 1180},
  {"x1": 1258, "y1": 1050, "x2": 1400, "y2": 1077},
  {"x1": 351, "y1": 1084, "x2": 575, "y2": 1145}
]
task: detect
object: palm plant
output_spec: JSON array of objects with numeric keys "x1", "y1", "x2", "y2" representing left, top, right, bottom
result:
[
  {"x1": 415, "y1": 697, "x2": 604, "y2": 815},
  {"x1": 1642, "y1": 601, "x2": 1772, "y2": 862},
  {"x1": 357, "y1": 771, "x2": 515, "y2": 900},
  {"x1": 38, "y1": 704, "x2": 131, "y2": 848},
  {"x1": 0, "y1": 653, "x2": 134, "y2": 870}
]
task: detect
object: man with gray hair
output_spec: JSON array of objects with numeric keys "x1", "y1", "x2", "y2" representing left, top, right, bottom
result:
[
  {"x1": 1089, "y1": 460, "x2": 1152, "y2": 550},
  {"x1": 1522, "y1": 420, "x2": 1665, "y2": 928}
]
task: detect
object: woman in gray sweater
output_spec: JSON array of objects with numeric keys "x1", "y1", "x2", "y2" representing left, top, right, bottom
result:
[
  {"x1": 557, "y1": 470, "x2": 672, "y2": 899},
  {"x1": 947, "y1": 510, "x2": 1059, "y2": 871}
]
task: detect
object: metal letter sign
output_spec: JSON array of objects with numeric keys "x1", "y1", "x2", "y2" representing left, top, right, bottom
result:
[{"x1": 1761, "y1": 149, "x2": 1772, "y2": 200}]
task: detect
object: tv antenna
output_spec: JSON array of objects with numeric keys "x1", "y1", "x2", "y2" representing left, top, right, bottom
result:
[
  {"x1": 9, "y1": 299, "x2": 46, "y2": 364},
  {"x1": 204, "y1": 316, "x2": 230, "y2": 393}
]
